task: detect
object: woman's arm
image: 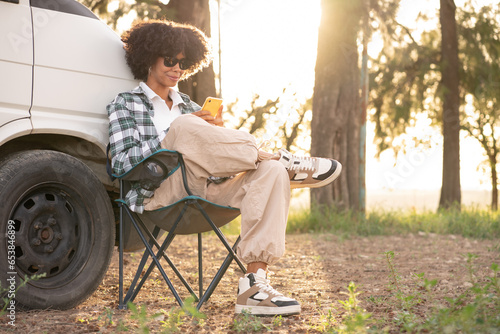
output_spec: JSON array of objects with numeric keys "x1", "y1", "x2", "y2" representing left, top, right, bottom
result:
[{"x1": 107, "y1": 94, "x2": 162, "y2": 176}]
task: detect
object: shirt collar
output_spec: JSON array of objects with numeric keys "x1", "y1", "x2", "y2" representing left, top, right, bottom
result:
[
  {"x1": 139, "y1": 82, "x2": 185, "y2": 108},
  {"x1": 139, "y1": 82, "x2": 160, "y2": 101},
  {"x1": 168, "y1": 89, "x2": 184, "y2": 108}
]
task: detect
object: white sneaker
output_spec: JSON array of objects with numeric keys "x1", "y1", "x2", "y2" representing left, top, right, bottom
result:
[
  {"x1": 235, "y1": 269, "x2": 300, "y2": 316},
  {"x1": 278, "y1": 149, "x2": 342, "y2": 189}
]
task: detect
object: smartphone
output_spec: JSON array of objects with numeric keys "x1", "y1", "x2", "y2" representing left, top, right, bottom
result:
[{"x1": 201, "y1": 97, "x2": 223, "y2": 117}]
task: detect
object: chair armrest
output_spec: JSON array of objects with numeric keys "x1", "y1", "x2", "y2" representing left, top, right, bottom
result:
[
  {"x1": 107, "y1": 148, "x2": 196, "y2": 196},
  {"x1": 128, "y1": 157, "x2": 169, "y2": 191},
  {"x1": 107, "y1": 149, "x2": 181, "y2": 190}
]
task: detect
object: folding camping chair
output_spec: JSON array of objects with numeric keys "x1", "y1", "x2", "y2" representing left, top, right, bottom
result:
[{"x1": 107, "y1": 148, "x2": 246, "y2": 310}]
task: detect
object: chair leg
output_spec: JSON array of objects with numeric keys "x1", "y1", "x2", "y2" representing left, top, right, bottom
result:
[
  {"x1": 118, "y1": 201, "x2": 125, "y2": 309},
  {"x1": 198, "y1": 233, "x2": 203, "y2": 298},
  {"x1": 121, "y1": 213, "x2": 164, "y2": 306},
  {"x1": 196, "y1": 235, "x2": 244, "y2": 309},
  {"x1": 232, "y1": 236, "x2": 246, "y2": 273},
  {"x1": 122, "y1": 204, "x2": 186, "y2": 307},
  {"x1": 184, "y1": 201, "x2": 249, "y2": 310},
  {"x1": 133, "y1": 216, "x2": 198, "y2": 301},
  {"x1": 193, "y1": 201, "x2": 242, "y2": 263},
  {"x1": 124, "y1": 226, "x2": 163, "y2": 303}
]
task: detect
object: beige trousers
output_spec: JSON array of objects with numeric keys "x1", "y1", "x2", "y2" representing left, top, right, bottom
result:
[{"x1": 145, "y1": 114, "x2": 290, "y2": 265}]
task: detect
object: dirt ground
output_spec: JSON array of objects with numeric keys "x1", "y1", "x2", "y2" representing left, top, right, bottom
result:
[{"x1": 2, "y1": 233, "x2": 499, "y2": 333}]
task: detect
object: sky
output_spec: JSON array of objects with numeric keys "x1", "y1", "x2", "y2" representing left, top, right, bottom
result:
[
  {"x1": 213, "y1": 0, "x2": 321, "y2": 103},
  {"x1": 112, "y1": 0, "x2": 496, "y2": 192}
]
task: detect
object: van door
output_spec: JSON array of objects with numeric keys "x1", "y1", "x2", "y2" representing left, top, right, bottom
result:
[{"x1": 0, "y1": 0, "x2": 33, "y2": 127}]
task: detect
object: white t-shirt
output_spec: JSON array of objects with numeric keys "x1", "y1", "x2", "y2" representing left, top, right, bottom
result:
[{"x1": 140, "y1": 82, "x2": 183, "y2": 141}]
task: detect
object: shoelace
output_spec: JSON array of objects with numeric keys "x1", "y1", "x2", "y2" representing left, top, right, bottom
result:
[
  {"x1": 289, "y1": 155, "x2": 316, "y2": 172},
  {"x1": 254, "y1": 276, "x2": 284, "y2": 297}
]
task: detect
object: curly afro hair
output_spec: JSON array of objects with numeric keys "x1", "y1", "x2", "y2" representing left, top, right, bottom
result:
[{"x1": 121, "y1": 20, "x2": 212, "y2": 81}]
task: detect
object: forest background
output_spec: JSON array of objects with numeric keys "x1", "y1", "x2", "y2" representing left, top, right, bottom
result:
[{"x1": 80, "y1": 0, "x2": 500, "y2": 212}]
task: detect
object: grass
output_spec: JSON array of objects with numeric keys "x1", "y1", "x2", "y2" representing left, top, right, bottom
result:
[
  {"x1": 285, "y1": 205, "x2": 500, "y2": 239},
  {"x1": 1, "y1": 273, "x2": 45, "y2": 317},
  {"x1": 367, "y1": 252, "x2": 500, "y2": 333},
  {"x1": 300, "y1": 251, "x2": 499, "y2": 334},
  {"x1": 221, "y1": 193, "x2": 500, "y2": 239}
]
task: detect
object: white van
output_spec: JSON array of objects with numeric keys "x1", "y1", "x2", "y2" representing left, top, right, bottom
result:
[{"x1": 0, "y1": 0, "x2": 139, "y2": 309}]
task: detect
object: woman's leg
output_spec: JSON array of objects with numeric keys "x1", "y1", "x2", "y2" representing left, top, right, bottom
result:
[
  {"x1": 145, "y1": 114, "x2": 260, "y2": 210},
  {"x1": 162, "y1": 114, "x2": 259, "y2": 177},
  {"x1": 208, "y1": 160, "x2": 300, "y2": 316},
  {"x1": 207, "y1": 159, "x2": 290, "y2": 266}
]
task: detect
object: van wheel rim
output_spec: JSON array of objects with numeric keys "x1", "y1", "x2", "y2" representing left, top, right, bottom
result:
[{"x1": 10, "y1": 185, "x2": 90, "y2": 283}]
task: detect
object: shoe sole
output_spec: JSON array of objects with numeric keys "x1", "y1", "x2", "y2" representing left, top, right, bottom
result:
[
  {"x1": 235, "y1": 304, "x2": 301, "y2": 316},
  {"x1": 290, "y1": 161, "x2": 342, "y2": 189}
]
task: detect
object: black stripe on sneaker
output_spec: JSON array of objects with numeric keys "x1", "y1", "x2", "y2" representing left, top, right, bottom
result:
[
  {"x1": 316, "y1": 160, "x2": 337, "y2": 180},
  {"x1": 272, "y1": 300, "x2": 300, "y2": 307},
  {"x1": 249, "y1": 292, "x2": 265, "y2": 303}
]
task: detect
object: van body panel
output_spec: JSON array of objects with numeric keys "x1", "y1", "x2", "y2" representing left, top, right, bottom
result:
[
  {"x1": 0, "y1": 0, "x2": 33, "y2": 127},
  {"x1": 30, "y1": 67, "x2": 136, "y2": 151},
  {"x1": 30, "y1": 6, "x2": 136, "y2": 149}
]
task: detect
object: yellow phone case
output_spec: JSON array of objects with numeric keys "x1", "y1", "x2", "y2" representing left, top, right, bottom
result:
[{"x1": 202, "y1": 97, "x2": 223, "y2": 117}]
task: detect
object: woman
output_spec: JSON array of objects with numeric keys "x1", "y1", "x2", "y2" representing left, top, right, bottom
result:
[{"x1": 107, "y1": 20, "x2": 341, "y2": 316}]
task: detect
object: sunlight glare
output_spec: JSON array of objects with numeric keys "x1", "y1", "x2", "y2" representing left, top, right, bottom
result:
[
  {"x1": 483, "y1": 123, "x2": 493, "y2": 137},
  {"x1": 367, "y1": 32, "x2": 384, "y2": 59},
  {"x1": 107, "y1": 0, "x2": 119, "y2": 12},
  {"x1": 217, "y1": 0, "x2": 321, "y2": 104},
  {"x1": 464, "y1": 94, "x2": 475, "y2": 117}
]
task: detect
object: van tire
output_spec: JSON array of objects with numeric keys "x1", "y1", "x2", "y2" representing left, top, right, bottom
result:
[{"x1": 0, "y1": 150, "x2": 114, "y2": 310}]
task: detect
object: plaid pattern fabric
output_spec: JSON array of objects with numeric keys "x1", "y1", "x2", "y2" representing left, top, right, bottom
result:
[{"x1": 107, "y1": 85, "x2": 200, "y2": 213}]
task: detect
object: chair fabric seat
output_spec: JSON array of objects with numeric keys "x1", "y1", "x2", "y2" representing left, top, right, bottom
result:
[{"x1": 120, "y1": 196, "x2": 240, "y2": 234}]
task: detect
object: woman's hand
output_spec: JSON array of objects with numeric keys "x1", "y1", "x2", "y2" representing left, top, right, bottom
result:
[{"x1": 193, "y1": 105, "x2": 224, "y2": 127}]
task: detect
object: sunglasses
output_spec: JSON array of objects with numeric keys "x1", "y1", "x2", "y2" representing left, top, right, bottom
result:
[{"x1": 163, "y1": 56, "x2": 192, "y2": 70}]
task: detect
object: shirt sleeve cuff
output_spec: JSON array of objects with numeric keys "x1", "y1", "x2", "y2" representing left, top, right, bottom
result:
[{"x1": 158, "y1": 131, "x2": 167, "y2": 142}]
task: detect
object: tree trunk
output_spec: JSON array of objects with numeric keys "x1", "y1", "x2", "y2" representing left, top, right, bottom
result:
[
  {"x1": 439, "y1": 0, "x2": 461, "y2": 209},
  {"x1": 311, "y1": 0, "x2": 362, "y2": 210},
  {"x1": 166, "y1": 0, "x2": 216, "y2": 105},
  {"x1": 490, "y1": 154, "x2": 498, "y2": 210}
]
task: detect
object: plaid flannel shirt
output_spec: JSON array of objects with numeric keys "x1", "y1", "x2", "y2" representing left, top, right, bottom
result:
[{"x1": 107, "y1": 85, "x2": 200, "y2": 213}]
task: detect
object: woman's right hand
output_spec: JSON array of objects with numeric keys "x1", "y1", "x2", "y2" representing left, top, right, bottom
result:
[{"x1": 193, "y1": 105, "x2": 224, "y2": 127}]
